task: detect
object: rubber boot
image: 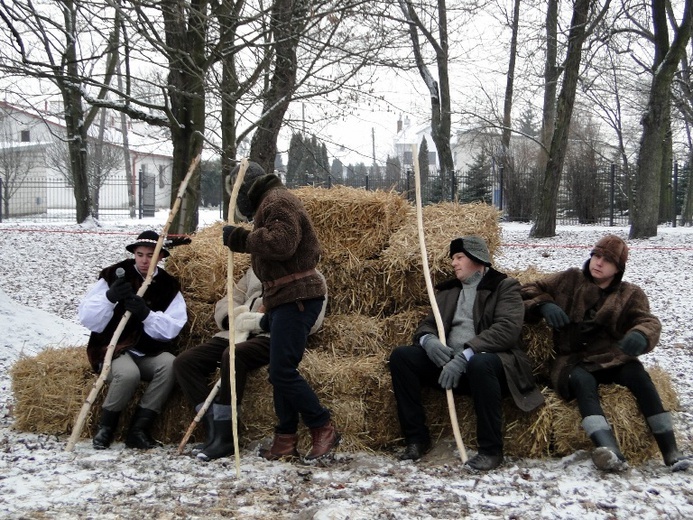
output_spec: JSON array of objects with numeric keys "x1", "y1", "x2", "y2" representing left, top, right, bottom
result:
[
  {"x1": 260, "y1": 433, "x2": 300, "y2": 461},
  {"x1": 582, "y1": 415, "x2": 628, "y2": 472},
  {"x1": 191, "y1": 406, "x2": 215, "y2": 455},
  {"x1": 647, "y1": 412, "x2": 691, "y2": 471},
  {"x1": 305, "y1": 421, "x2": 341, "y2": 461},
  {"x1": 197, "y1": 405, "x2": 235, "y2": 461},
  {"x1": 93, "y1": 409, "x2": 120, "y2": 450},
  {"x1": 125, "y1": 407, "x2": 162, "y2": 449}
]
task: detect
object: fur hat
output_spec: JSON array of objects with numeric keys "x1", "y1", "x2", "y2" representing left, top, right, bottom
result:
[
  {"x1": 226, "y1": 161, "x2": 267, "y2": 219},
  {"x1": 126, "y1": 230, "x2": 169, "y2": 258},
  {"x1": 449, "y1": 235, "x2": 491, "y2": 266},
  {"x1": 591, "y1": 234, "x2": 628, "y2": 272}
]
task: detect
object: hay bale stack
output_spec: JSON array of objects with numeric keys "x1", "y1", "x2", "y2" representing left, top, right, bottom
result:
[
  {"x1": 10, "y1": 347, "x2": 194, "y2": 445},
  {"x1": 293, "y1": 186, "x2": 410, "y2": 266}
]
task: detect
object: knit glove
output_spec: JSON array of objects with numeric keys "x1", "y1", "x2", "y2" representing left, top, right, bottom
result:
[
  {"x1": 421, "y1": 335, "x2": 454, "y2": 368},
  {"x1": 105, "y1": 277, "x2": 132, "y2": 303},
  {"x1": 618, "y1": 331, "x2": 648, "y2": 357},
  {"x1": 438, "y1": 354, "x2": 468, "y2": 390},
  {"x1": 539, "y1": 302, "x2": 570, "y2": 329},
  {"x1": 124, "y1": 295, "x2": 150, "y2": 321},
  {"x1": 222, "y1": 225, "x2": 250, "y2": 253}
]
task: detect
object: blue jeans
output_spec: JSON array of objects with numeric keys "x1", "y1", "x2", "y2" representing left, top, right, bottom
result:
[{"x1": 267, "y1": 298, "x2": 329, "y2": 433}]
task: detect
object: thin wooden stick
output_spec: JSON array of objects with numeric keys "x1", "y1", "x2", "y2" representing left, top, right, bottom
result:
[
  {"x1": 412, "y1": 145, "x2": 468, "y2": 463},
  {"x1": 226, "y1": 158, "x2": 249, "y2": 478},
  {"x1": 177, "y1": 379, "x2": 221, "y2": 454},
  {"x1": 66, "y1": 154, "x2": 201, "y2": 452}
]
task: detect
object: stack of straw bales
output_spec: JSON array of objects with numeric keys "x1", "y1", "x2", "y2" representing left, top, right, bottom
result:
[{"x1": 10, "y1": 186, "x2": 679, "y2": 463}]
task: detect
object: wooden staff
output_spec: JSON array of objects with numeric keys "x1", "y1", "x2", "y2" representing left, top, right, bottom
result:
[
  {"x1": 226, "y1": 158, "x2": 249, "y2": 477},
  {"x1": 66, "y1": 154, "x2": 201, "y2": 452},
  {"x1": 412, "y1": 145, "x2": 468, "y2": 463}
]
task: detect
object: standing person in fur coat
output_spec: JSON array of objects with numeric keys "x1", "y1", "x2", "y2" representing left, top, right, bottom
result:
[
  {"x1": 222, "y1": 161, "x2": 339, "y2": 462},
  {"x1": 521, "y1": 234, "x2": 690, "y2": 472}
]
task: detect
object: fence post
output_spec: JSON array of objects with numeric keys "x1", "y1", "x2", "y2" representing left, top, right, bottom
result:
[
  {"x1": 450, "y1": 170, "x2": 456, "y2": 202},
  {"x1": 366, "y1": 174, "x2": 369, "y2": 191},
  {"x1": 0, "y1": 177, "x2": 3, "y2": 223},
  {"x1": 609, "y1": 163, "x2": 615, "y2": 227},
  {"x1": 673, "y1": 161, "x2": 679, "y2": 228},
  {"x1": 498, "y1": 166, "x2": 504, "y2": 213},
  {"x1": 138, "y1": 167, "x2": 143, "y2": 219}
]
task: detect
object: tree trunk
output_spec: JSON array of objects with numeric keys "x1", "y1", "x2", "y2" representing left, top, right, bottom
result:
[
  {"x1": 537, "y1": 0, "x2": 558, "y2": 175},
  {"x1": 162, "y1": 0, "x2": 207, "y2": 234},
  {"x1": 631, "y1": 0, "x2": 693, "y2": 238},
  {"x1": 530, "y1": 0, "x2": 591, "y2": 238},
  {"x1": 500, "y1": 0, "x2": 521, "y2": 171},
  {"x1": 249, "y1": 0, "x2": 305, "y2": 175}
]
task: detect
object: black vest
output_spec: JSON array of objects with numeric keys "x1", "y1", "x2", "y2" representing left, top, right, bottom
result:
[{"x1": 86, "y1": 259, "x2": 181, "y2": 372}]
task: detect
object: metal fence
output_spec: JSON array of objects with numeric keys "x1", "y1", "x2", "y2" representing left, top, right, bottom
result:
[{"x1": 1, "y1": 163, "x2": 686, "y2": 226}]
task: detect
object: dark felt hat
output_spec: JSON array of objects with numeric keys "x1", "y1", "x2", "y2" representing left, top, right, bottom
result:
[
  {"x1": 126, "y1": 230, "x2": 169, "y2": 258},
  {"x1": 449, "y1": 235, "x2": 492, "y2": 266}
]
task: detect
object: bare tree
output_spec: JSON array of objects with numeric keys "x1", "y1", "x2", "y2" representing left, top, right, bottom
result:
[
  {"x1": 630, "y1": 0, "x2": 693, "y2": 238},
  {"x1": 0, "y1": 137, "x2": 40, "y2": 218}
]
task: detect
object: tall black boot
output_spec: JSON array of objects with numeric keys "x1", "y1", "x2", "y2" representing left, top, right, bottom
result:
[
  {"x1": 647, "y1": 412, "x2": 691, "y2": 471},
  {"x1": 93, "y1": 409, "x2": 120, "y2": 450},
  {"x1": 582, "y1": 415, "x2": 628, "y2": 472},
  {"x1": 192, "y1": 404, "x2": 214, "y2": 455},
  {"x1": 125, "y1": 407, "x2": 162, "y2": 450},
  {"x1": 197, "y1": 404, "x2": 234, "y2": 461}
]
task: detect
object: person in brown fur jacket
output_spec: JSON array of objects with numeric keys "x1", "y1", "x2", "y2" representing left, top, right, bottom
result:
[
  {"x1": 522, "y1": 234, "x2": 689, "y2": 472},
  {"x1": 222, "y1": 161, "x2": 339, "y2": 462}
]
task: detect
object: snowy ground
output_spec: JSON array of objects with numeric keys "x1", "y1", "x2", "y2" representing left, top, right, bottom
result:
[{"x1": 1, "y1": 211, "x2": 693, "y2": 519}]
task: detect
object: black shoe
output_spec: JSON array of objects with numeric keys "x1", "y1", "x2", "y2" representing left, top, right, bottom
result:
[
  {"x1": 93, "y1": 409, "x2": 120, "y2": 450},
  {"x1": 125, "y1": 408, "x2": 162, "y2": 450},
  {"x1": 197, "y1": 420, "x2": 235, "y2": 461},
  {"x1": 399, "y1": 441, "x2": 431, "y2": 461},
  {"x1": 466, "y1": 453, "x2": 503, "y2": 471}
]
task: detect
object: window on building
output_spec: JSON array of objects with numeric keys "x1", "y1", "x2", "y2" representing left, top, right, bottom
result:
[
  {"x1": 403, "y1": 151, "x2": 413, "y2": 165},
  {"x1": 428, "y1": 152, "x2": 437, "y2": 166},
  {"x1": 20, "y1": 130, "x2": 30, "y2": 142}
]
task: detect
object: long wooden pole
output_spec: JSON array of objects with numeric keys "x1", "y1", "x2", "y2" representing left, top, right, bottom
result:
[
  {"x1": 412, "y1": 146, "x2": 468, "y2": 463},
  {"x1": 226, "y1": 158, "x2": 249, "y2": 478},
  {"x1": 177, "y1": 379, "x2": 221, "y2": 454},
  {"x1": 66, "y1": 154, "x2": 201, "y2": 452}
]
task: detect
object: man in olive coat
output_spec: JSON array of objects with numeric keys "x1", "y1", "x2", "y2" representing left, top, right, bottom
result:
[{"x1": 389, "y1": 235, "x2": 544, "y2": 471}]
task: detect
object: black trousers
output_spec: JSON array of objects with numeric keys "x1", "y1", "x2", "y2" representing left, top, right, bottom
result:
[
  {"x1": 389, "y1": 345, "x2": 508, "y2": 456},
  {"x1": 567, "y1": 361, "x2": 665, "y2": 419},
  {"x1": 173, "y1": 336, "x2": 270, "y2": 406}
]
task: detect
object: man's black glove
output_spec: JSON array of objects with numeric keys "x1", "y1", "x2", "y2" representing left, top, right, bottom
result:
[
  {"x1": 438, "y1": 354, "x2": 468, "y2": 390},
  {"x1": 422, "y1": 335, "x2": 454, "y2": 367},
  {"x1": 124, "y1": 295, "x2": 150, "y2": 321},
  {"x1": 106, "y1": 277, "x2": 132, "y2": 303},
  {"x1": 222, "y1": 225, "x2": 250, "y2": 253},
  {"x1": 539, "y1": 302, "x2": 570, "y2": 329},
  {"x1": 619, "y1": 331, "x2": 648, "y2": 357}
]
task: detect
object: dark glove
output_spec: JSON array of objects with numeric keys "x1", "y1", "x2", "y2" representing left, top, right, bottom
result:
[
  {"x1": 105, "y1": 277, "x2": 132, "y2": 303},
  {"x1": 438, "y1": 354, "x2": 468, "y2": 390},
  {"x1": 124, "y1": 295, "x2": 150, "y2": 321},
  {"x1": 222, "y1": 225, "x2": 250, "y2": 253},
  {"x1": 619, "y1": 331, "x2": 648, "y2": 357},
  {"x1": 539, "y1": 302, "x2": 570, "y2": 329},
  {"x1": 422, "y1": 335, "x2": 454, "y2": 367}
]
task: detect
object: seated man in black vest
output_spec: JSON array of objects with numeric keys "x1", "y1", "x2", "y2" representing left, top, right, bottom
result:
[{"x1": 78, "y1": 230, "x2": 187, "y2": 450}]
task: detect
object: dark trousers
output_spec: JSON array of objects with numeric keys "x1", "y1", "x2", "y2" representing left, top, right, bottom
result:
[
  {"x1": 174, "y1": 336, "x2": 270, "y2": 406},
  {"x1": 267, "y1": 298, "x2": 329, "y2": 433},
  {"x1": 568, "y1": 361, "x2": 665, "y2": 419},
  {"x1": 389, "y1": 345, "x2": 508, "y2": 456}
]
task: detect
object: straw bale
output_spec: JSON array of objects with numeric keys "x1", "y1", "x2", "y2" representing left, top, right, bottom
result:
[
  {"x1": 380, "y1": 307, "x2": 430, "y2": 347},
  {"x1": 521, "y1": 322, "x2": 554, "y2": 381},
  {"x1": 293, "y1": 185, "x2": 410, "y2": 265},
  {"x1": 549, "y1": 366, "x2": 679, "y2": 463},
  {"x1": 176, "y1": 299, "x2": 217, "y2": 351},
  {"x1": 380, "y1": 202, "x2": 502, "y2": 275},
  {"x1": 165, "y1": 221, "x2": 251, "y2": 304},
  {"x1": 308, "y1": 313, "x2": 388, "y2": 357}
]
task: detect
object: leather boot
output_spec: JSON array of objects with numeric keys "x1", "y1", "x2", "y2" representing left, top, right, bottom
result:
[
  {"x1": 191, "y1": 410, "x2": 215, "y2": 455},
  {"x1": 125, "y1": 407, "x2": 162, "y2": 449},
  {"x1": 647, "y1": 412, "x2": 691, "y2": 470},
  {"x1": 305, "y1": 421, "x2": 341, "y2": 461},
  {"x1": 582, "y1": 415, "x2": 627, "y2": 472},
  {"x1": 93, "y1": 409, "x2": 120, "y2": 450},
  {"x1": 197, "y1": 419, "x2": 235, "y2": 461},
  {"x1": 260, "y1": 433, "x2": 300, "y2": 460}
]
